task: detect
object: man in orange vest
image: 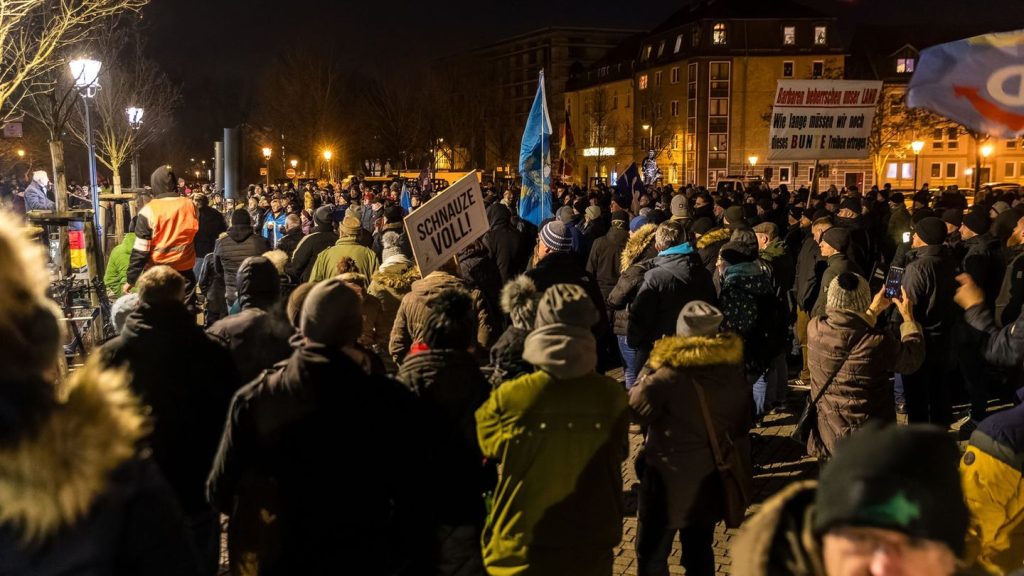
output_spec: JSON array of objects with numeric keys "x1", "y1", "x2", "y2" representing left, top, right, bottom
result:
[{"x1": 124, "y1": 166, "x2": 199, "y2": 300}]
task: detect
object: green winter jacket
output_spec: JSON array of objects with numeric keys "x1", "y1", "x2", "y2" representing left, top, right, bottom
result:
[
  {"x1": 308, "y1": 236, "x2": 379, "y2": 283},
  {"x1": 104, "y1": 232, "x2": 135, "y2": 295},
  {"x1": 475, "y1": 367, "x2": 629, "y2": 575}
]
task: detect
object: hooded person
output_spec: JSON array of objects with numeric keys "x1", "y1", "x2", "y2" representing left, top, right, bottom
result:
[
  {"x1": 285, "y1": 205, "x2": 339, "y2": 283},
  {"x1": 733, "y1": 423, "x2": 969, "y2": 576},
  {"x1": 367, "y1": 231, "x2": 420, "y2": 370},
  {"x1": 806, "y1": 273, "x2": 924, "y2": 459},
  {"x1": 483, "y1": 202, "x2": 527, "y2": 285},
  {"x1": 99, "y1": 265, "x2": 241, "y2": 574},
  {"x1": 607, "y1": 221, "x2": 660, "y2": 388},
  {"x1": 695, "y1": 218, "x2": 732, "y2": 275},
  {"x1": 629, "y1": 301, "x2": 751, "y2": 576},
  {"x1": 488, "y1": 275, "x2": 541, "y2": 386},
  {"x1": 309, "y1": 214, "x2": 379, "y2": 283},
  {"x1": 372, "y1": 204, "x2": 412, "y2": 262},
  {"x1": 587, "y1": 209, "x2": 631, "y2": 301},
  {"x1": 396, "y1": 288, "x2": 496, "y2": 574},
  {"x1": 125, "y1": 166, "x2": 199, "y2": 296},
  {"x1": 208, "y1": 278, "x2": 430, "y2": 575},
  {"x1": 475, "y1": 284, "x2": 629, "y2": 575},
  {"x1": 104, "y1": 215, "x2": 138, "y2": 295},
  {"x1": 717, "y1": 240, "x2": 780, "y2": 381},
  {"x1": 207, "y1": 256, "x2": 295, "y2": 385},
  {"x1": 0, "y1": 214, "x2": 199, "y2": 575},
  {"x1": 214, "y1": 208, "x2": 270, "y2": 309}
]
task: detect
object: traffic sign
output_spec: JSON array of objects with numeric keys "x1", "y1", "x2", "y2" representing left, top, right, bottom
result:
[
  {"x1": 286, "y1": 168, "x2": 297, "y2": 178},
  {"x1": 259, "y1": 167, "x2": 268, "y2": 176}
]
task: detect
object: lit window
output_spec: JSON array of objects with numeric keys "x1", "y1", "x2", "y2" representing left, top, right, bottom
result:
[
  {"x1": 886, "y1": 163, "x2": 898, "y2": 180},
  {"x1": 783, "y1": 61, "x2": 794, "y2": 78},
  {"x1": 896, "y1": 58, "x2": 915, "y2": 74},
  {"x1": 674, "y1": 34, "x2": 683, "y2": 53},
  {"x1": 901, "y1": 163, "x2": 913, "y2": 180},
  {"x1": 713, "y1": 23, "x2": 727, "y2": 45},
  {"x1": 639, "y1": 74, "x2": 648, "y2": 90},
  {"x1": 815, "y1": 26, "x2": 827, "y2": 45},
  {"x1": 783, "y1": 26, "x2": 795, "y2": 45},
  {"x1": 812, "y1": 61, "x2": 824, "y2": 77}
]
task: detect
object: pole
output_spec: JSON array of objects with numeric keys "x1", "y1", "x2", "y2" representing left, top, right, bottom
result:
[
  {"x1": 83, "y1": 96, "x2": 104, "y2": 263},
  {"x1": 913, "y1": 153, "x2": 919, "y2": 191},
  {"x1": 130, "y1": 150, "x2": 140, "y2": 189},
  {"x1": 214, "y1": 141, "x2": 224, "y2": 194}
]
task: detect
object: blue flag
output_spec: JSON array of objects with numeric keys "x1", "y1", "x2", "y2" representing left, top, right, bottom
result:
[
  {"x1": 518, "y1": 70, "x2": 553, "y2": 227},
  {"x1": 907, "y1": 30, "x2": 1024, "y2": 138},
  {"x1": 615, "y1": 162, "x2": 641, "y2": 209},
  {"x1": 400, "y1": 182, "x2": 412, "y2": 213}
]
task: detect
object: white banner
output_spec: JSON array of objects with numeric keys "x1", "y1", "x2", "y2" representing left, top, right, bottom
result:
[
  {"x1": 767, "y1": 80, "x2": 883, "y2": 161},
  {"x1": 404, "y1": 171, "x2": 488, "y2": 276}
]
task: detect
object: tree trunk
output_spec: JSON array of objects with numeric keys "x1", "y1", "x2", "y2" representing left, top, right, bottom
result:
[
  {"x1": 48, "y1": 139, "x2": 70, "y2": 277},
  {"x1": 112, "y1": 169, "x2": 122, "y2": 195}
]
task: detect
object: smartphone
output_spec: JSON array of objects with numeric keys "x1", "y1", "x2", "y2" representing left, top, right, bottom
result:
[
  {"x1": 902, "y1": 231, "x2": 912, "y2": 243},
  {"x1": 885, "y1": 266, "x2": 905, "y2": 299}
]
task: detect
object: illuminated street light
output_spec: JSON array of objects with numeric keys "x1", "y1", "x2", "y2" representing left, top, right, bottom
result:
[
  {"x1": 126, "y1": 107, "x2": 144, "y2": 188},
  {"x1": 323, "y1": 149, "x2": 333, "y2": 180},
  {"x1": 16, "y1": 149, "x2": 24, "y2": 158},
  {"x1": 261, "y1": 147, "x2": 272, "y2": 187},
  {"x1": 290, "y1": 159, "x2": 298, "y2": 169},
  {"x1": 69, "y1": 57, "x2": 104, "y2": 263},
  {"x1": 911, "y1": 140, "x2": 924, "y2": 189},
  {"x1": 981, "y1": 144, "x2": 993, "y2": 158}
]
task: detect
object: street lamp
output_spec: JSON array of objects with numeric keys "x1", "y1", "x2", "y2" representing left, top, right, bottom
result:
[
  {"x1": 126, "y1": 106, "x2": 144, "y2": 189},
  {"x1": 748, "y1": 155, "x2": 758, "y2": 178},
  {"x1": 69, "y1": 57, "x2": 103, "y2": 261},
  {"x1": 16, "y1": 149, "x2": 24, "y2": 159},
  {"x1": 911, "y1": 140, "x2": 924, "y2": 190},
  {"x1": 323, "y1": 149, "x2": 333, "y2": 181},
  {"x1": 261, "y1": 147, "x2": 272, "y2": 188}
]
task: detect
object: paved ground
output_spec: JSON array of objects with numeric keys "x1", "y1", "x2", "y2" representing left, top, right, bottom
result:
[{"x1": 612, "y1": 389, "x2": 816, "y2": 575}]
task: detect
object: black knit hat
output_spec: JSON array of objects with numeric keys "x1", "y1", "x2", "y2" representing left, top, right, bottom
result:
[
  {"x1": 839, "y1": 197, "x2": 862, "y2": 213},
  {"x1": 231, "y1": 208, "x2": 252, "y2": 227},
  {"x1": 890, "y1": 192, "x2": 905, "y2": 204},
  {"x1": 821, "y1": 226, "x2": 851, "y2": 252},
  {"x1": 719, "y1": 241, "x2": 757, "y2": 265},
  {"x1": 814, "y1": 422, "x2": 969, "y2": 555},
  {"x1": 911, "y1": 207, "x2": 936, "y2": 224},
  {"x1": 914, "y1": 216, "x2": 947, "y2": 245},
  {"x1": 941, "y1": 208, "x2": 963, "y2": 228},
  {"x1": 963, "y1": 209, "x2": 990, "y2": 235}
]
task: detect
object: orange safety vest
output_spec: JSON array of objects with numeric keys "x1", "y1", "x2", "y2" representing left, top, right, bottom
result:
[{"x1": 138, "y1": 197, "x2": 199, "y2": 271}]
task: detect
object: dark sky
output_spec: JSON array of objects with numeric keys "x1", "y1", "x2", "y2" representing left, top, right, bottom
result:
[{"x1": 139, "y1": 0, "x2": 1024, "y2": 153}]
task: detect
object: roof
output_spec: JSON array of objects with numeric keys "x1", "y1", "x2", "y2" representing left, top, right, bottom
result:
[{"x1": 650, "y1": 0, "x2": 830, "y2": 34}]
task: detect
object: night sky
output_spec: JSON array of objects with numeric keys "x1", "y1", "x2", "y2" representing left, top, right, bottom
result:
[{"x1": 139, "y1": 0, "x2": 1024, "y2": 154}]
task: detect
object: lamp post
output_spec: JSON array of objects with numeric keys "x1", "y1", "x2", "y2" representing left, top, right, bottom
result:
[
  {"x1": 748, "y1": 155, "x2": 758, "y2": 179},
  {"x1": 323, "y1": 149, "x2": 332, "y2": 181},
  {"x1": 261, "y1": 147, "x2": 272, "y2": 188},
  {"x1": 126, "y1": 106, "x2": 144, "y2": 189},
  {"x1": 911, "y1": 140, "x2": 924, "y2": 190},
  {"x1": 69, "y1": 57, "x2": 103, "y2": 259}
]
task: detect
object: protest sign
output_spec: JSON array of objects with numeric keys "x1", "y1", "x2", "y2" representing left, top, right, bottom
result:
[
  {"x1": 767, "y1": 80, "x2": 883, "y2": 161},
  {"x1": 404, "y1": 171, "x2": 488, "y2": 276}
]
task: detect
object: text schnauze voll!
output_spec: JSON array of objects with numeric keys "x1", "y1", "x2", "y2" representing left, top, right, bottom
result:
[{"x1": 415, "y1": 189, "x2": 478, "y2": 256}]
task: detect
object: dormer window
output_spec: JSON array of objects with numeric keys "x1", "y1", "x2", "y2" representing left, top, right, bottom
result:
[
  {"x1": 713, "y1": 23, "x2": 727, "y2": 45},
  {"x1": 814, "y1": 25, "x2": 827, "y2": 45},
  {"x1": 896, "y1": 58, "x2": 915, "y2": 74},
  {"x1": 783, "y1": 26, "x2": 795, "y2": 46}
]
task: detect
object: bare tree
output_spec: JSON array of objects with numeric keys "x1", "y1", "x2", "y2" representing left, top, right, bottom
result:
[
  {"x1": 868, "y1": 88, "x2": 951, "y2": 185},
  {"x1": 66, "y1": 29, "x2": 180, "y2": 193},
  {"x1": 0, "y1": 0, "x2": 147, "y2": 122}
]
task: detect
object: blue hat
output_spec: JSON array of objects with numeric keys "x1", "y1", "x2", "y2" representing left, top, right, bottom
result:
[{"x1": 629, "y1": 215, "x2": 649, "y2": 232}]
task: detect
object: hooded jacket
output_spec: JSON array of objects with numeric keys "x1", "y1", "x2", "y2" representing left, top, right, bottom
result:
[
  {"x1": 388, "y1": 271, "x2": 492, "y2": 364},
  {"x1": 586, "y1": 224, "x2": 629, "y2": 300},
  {"x1": 372, "y1": 221, "x2": 413, "y2": 262},
  {"x1": 720, "y1": 261, "x2": 774, "y2": 344},
  {"x1": 207, "y1": 258, "x2": 295, "y2": 385},
  {"x1": 0, "y1": 359, "x2": 199, "y2": 575},
  {"x1": 194, "y1": 205, "x2": 227, "y2": 259},
  {"x1": 731, "y1": 481, "x2": 825, "y2": 576},
  {"x1": 127, "y1": 167, "x2": 198, "y2": 284},
  {"x1": 103, "y1": 232, "x2": 136, "y2": 295},
  {"x1": 284, "y1": 216, "x2": 338, "y2": 283},
  {"x1": 483, "y1": 203, "x2": 527, "y2": 285},
  {"x1": 525, "y1": 251, "x2": 609, "y2": 338},
  {"x1": 607, "y1": 223, "x2": 658, "y2": 336},
  {"x1": 628, "y1": 243, "x2": 717, "y2": 351},
  {"x1": 629, "y1": 333, "x2": 752, "y2": 527},
  {"x1": 214, "y1": 225, "x2": 270, "y2": 305},
  {"x1": 696, "y1": 227, "x2": 732, "y2": 274},
  {"x1": 368, "y1": 258, "x2": 420, "y2": 346},
  {"x1": 99, "y1": 301, "x2": 240, "y2": 516}
]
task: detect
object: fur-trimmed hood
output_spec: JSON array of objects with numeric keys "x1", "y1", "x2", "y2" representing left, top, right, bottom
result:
[
  {"x1": 620, "y1": 223, "x2": 658, "y2": 271},
  {"x1": 731, "y1": 480, "x2": 824, "y2": 576},
  {"x1": 371, "y1": 264, "x2": 420, "y2": 291},
  {"x1": 0, "y1": 357, "x2": 147, "y2": 542},
  {"x1": 647, "y1": 333, "x2": 743, "y2": 370},
  {"x1": 696, "y1": 227, "x2": 731, "y2": 250}
]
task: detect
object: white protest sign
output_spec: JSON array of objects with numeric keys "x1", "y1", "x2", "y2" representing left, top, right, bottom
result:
[
  {"x1": 767, "y1": 80, "x2": 883, "y2": 161},
  {"x1": 404, "y1": 171, "x2": 488, "y2": 276}
]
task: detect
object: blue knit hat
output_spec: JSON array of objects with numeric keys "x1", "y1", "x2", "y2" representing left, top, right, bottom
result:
[{"x1": 629, "y1": 215, "x2": 649, "y2": 232}]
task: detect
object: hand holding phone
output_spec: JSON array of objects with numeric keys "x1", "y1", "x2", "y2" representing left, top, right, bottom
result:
[{"x1": 884, "y1": 266, "x2": 905, "y2": 299}]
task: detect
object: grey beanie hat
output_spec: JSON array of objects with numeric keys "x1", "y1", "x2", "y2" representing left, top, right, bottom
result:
[
  {"x1": 534, "y1": 283, "x2": 598, "y2": 329},
  {"x1": 556, "y1": 205, "x2": 574, "y2": 223},
  {"x1": 300, "y1": 278, "x2": 363, "y2": 347},
  {"x1": 584, "y1": 205, "x2": 601, "y2": 221},
  {"x1": 826, "y1": 272, "x2": 871, "y2": 313},
  {"x1": 111, "y1": 293, "x2": 140, "y2": 334},
  {"x1": 381, "y1": 231, "x2": 404, "y2": 261},
  {"x1": 676, "y1": 300, "x2": 724, "y2": 337},
  {"x1": 500, "y1": 275, "x2": 540, "y2": 330},
  {"x1": 540, "y1": 220, "x2": 573, "y2": 252}
]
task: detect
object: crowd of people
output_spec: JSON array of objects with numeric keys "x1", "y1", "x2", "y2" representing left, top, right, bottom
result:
[{"x1": 0, "y1": 162, "x2": 1022, "y2": 576}]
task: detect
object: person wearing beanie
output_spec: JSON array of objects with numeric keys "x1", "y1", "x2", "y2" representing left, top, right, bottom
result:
[
  {"x1": 900, "y1": 215, "x2": 960, "y2": 427},
  {"x1": 100, "y1": 265, "x2": 241, "y2": 572},
  {"x1": 209, "y1": 278, "x2": 428, "y2": 575},
  {"x1": 734, "y1": 422, "x2": 968, "y2": 576},
  {"x1": 580, "y1": 203, "x2": 608, "y2": 256},
  {"x1": 476, "y1": 284, "x2": 629, "y2": 575},
  {"x1": 371, "y1": 204, "x2": 411, "y2": 263},
  {"x1": 753, "y1": 220, "x2": 796, "y2": 417},
  {"x1": 125, "y1": 165, "x2": 200, "y2": 298},
  {"x1": 717, "y1": 239, "x2": 780, "y2": 384},
  {"x1": 630, "y1": 214, "x2": 650, "y2": 233},
  {"x1": 285, "y1": 204, "x2": 340, "y2": 283},
  {"x1": 834, "y1": 196, "x2": 872, "y2": 274},
  {"x1": 0, "y1": 214, "x2": 199, "y2": 573},
  {"x1": 629, "y1": 300, "x2": 751, "y2": 576},
  {"x1": 695, "y1": 218, "x2": 733, "y2": 275},
  {"x1": 488, "y1": 275, "x2": 541, "y2": 386},
  {"x1": 723, "y1": 205, "x2": 747, "y2": 230},
  {"x1": 811, "y1": 226, "x2": 863, "y2": 318},
  {"x1": 213, "y1": 208, "x2": 271, "y2": 309},
  {"x1": 207, "y1": 256, "x2": 294, "y2": 384},
  {"x1": 628, "y1": 222, "x2": 717, "y2": 367},
  {"x1": 793, "y1": 216, "x2": 831, "y2": 384},
  {"x1": 912, "y1": 190, "x2": 932, "y2": 211},
  {"x1": 259, "y1": 194, "x2": 288, "y2": 245},
  {"x1": 805, "y1": 272, "x2": 923, "y2": 458},
  {"x1": 308, "y1": 215, "x2": 379, "y2": 283},
  {"x1": 607, "y1": 219, "x2": 661, "y2": 388},
  {"x1": 367, "y1": 231, "x2": 421, "y2": 369},
  {"x1": 953, "y1": 274, "x2": 1024, "y2": 573}
]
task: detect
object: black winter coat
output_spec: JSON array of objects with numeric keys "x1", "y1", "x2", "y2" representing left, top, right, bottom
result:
[
  {"x1": 100, "y1": 302, "x2": 240, "y2": 516},
  {"x1": 396, "y1": 349, "x2": 495, "y2": 526},
  {"x1": 607, "y1": 224, "x2": 658, "y2": 336},
  {"x1": 996, "y1": 246, "x2": 1024, "y2": 328},
  {"x1": 276, "y1": 229, "x2": 304, "y2": 259},
  {"x1": 696, "y1": 228, "x2": 732, "y2": 274},
  {"x1": 215, "y1": 226, "x2": 270, "y2": 305},
  {"x1": 483, "y1": 203, "x2": 527, "y2": 285},
  {"x1": 194, "y1": 205, "x2": 227, "y2": 259},
  {"x1": 627, "y1": 246, "x2": 718, "y2": 351},
  {"x1": 811, "y1": 253, "x2": 863, "y2": 318},
  {"x1": 284, "y1": 223, "x2": 338, "y2": 283},
  {"x1": 962, "y1": 232, "x2": 1004, "y2": 310},
  {"x1": 587, "y1": 225, "x2": 629, "y2": 300},
  {"x1": 903, "y1": 244, "x2": 960, "y2": 338},
  {"x1": 488, "y1": 326, "x2": 533, "y2": 386},
  {"x1": 207, "y1": 344, "x2": 429, "y2": 575},
  {"x1": 525, "y1": 251, "x2": 609, "y2": 332}
]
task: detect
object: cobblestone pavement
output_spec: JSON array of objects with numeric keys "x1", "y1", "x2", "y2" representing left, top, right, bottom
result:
[{"x1": 612, "y1": 391, "x2": 817, "y2": 576}]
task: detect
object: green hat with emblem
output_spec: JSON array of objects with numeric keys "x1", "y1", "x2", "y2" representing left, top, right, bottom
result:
[{"x1": 813, "y1": 422, "x2": 969, "y2": 555}]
